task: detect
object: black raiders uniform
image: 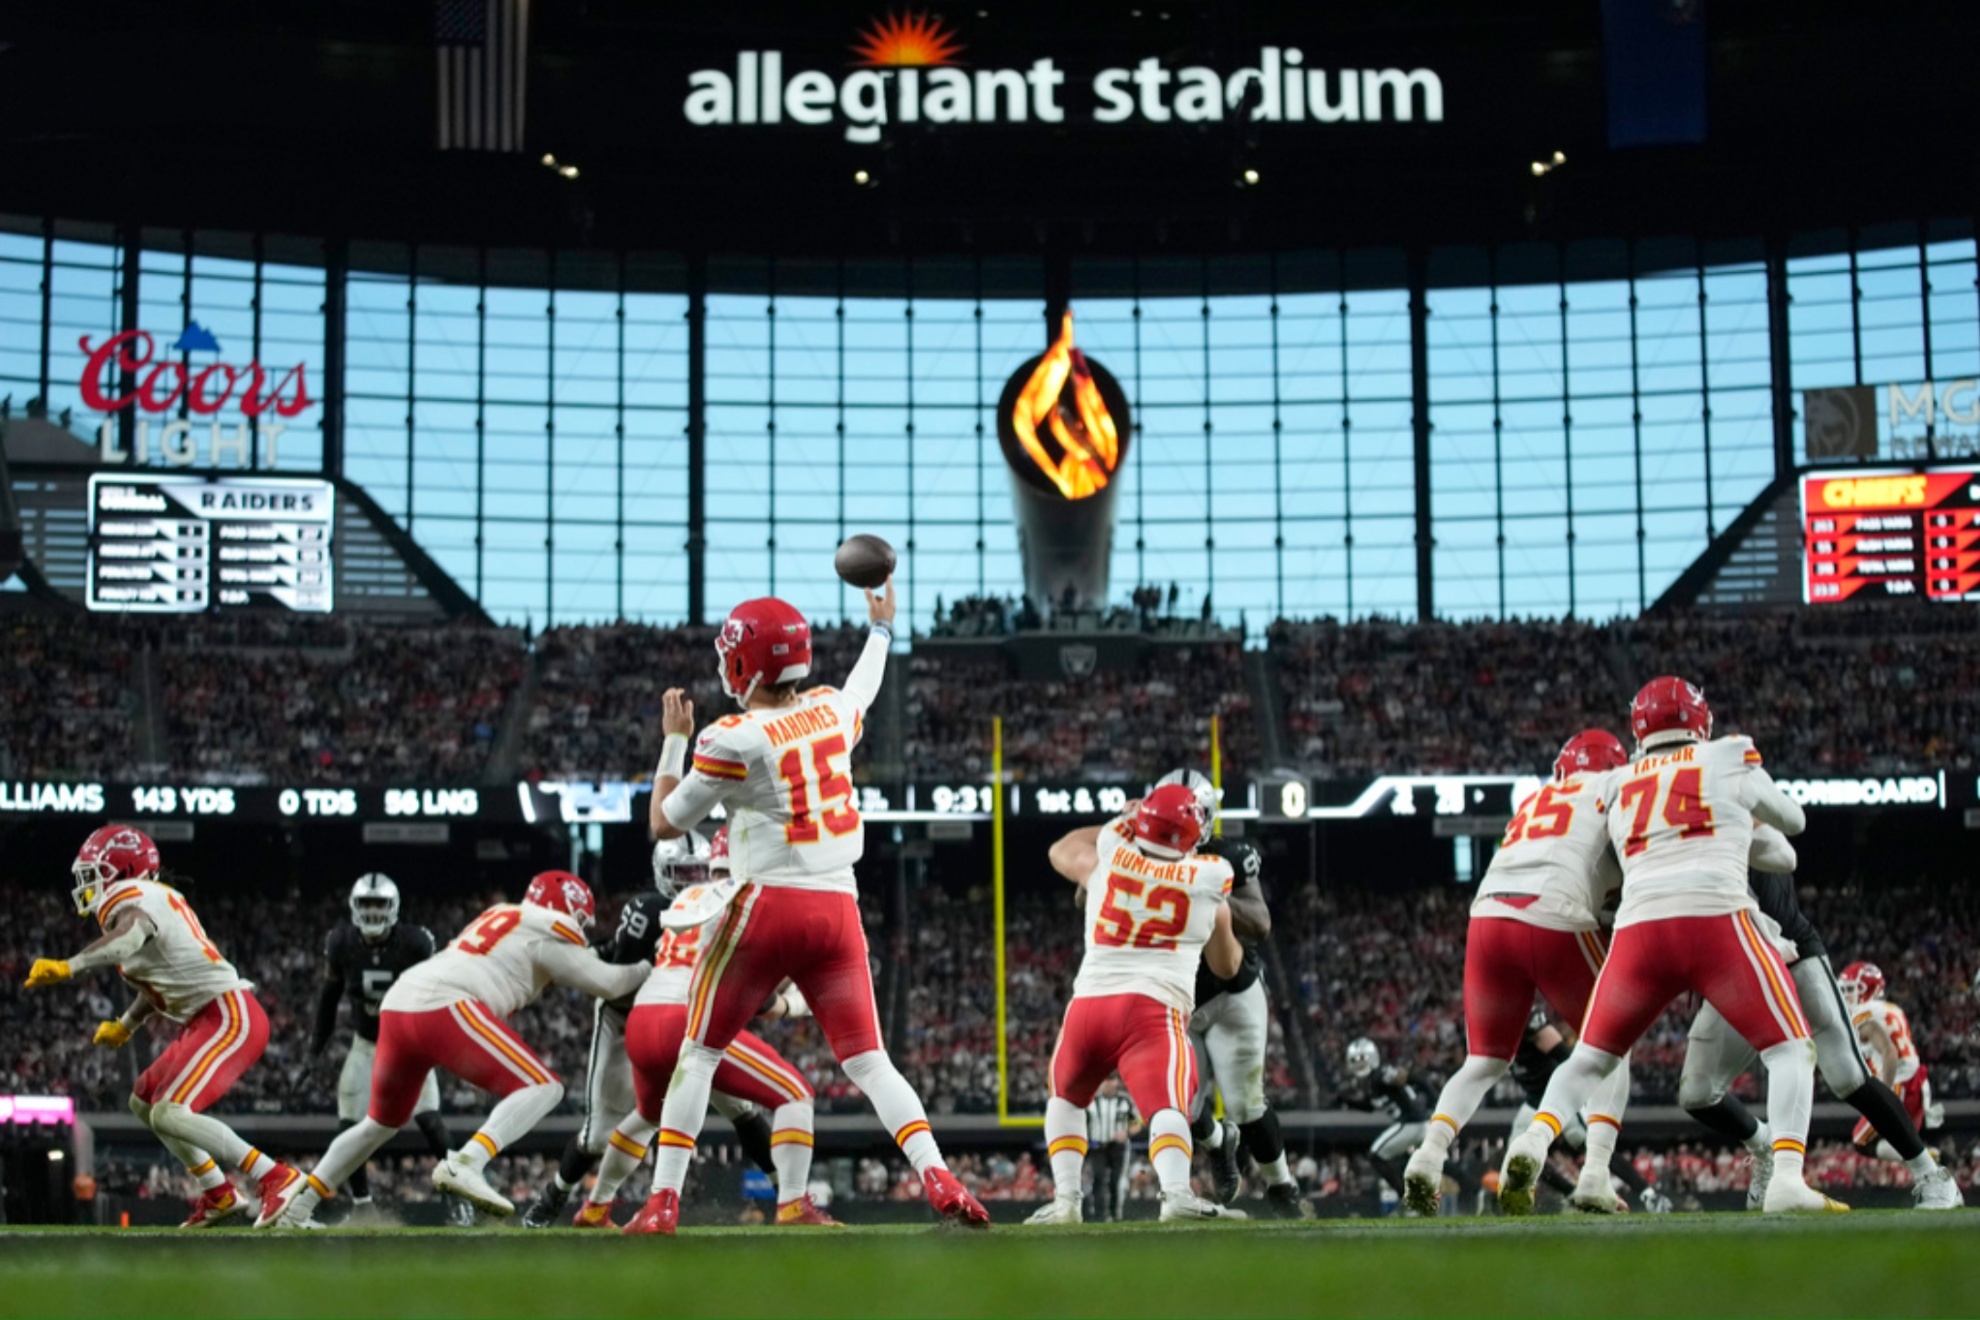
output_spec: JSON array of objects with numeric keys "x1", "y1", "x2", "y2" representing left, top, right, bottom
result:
[
  {"x1": 596, "y1": 890, "x2": 668, "y2": 1016},
  {"x1": 314, "y1": 920, "x2": 436, "y2": 1049}
]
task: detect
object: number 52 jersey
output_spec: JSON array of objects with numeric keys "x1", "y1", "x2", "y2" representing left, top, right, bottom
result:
[
  {"x1": 1073, "y1": 822, "x2": 1234, "y2": 1015},
  {"x1": 1600, "y1": 734, "x2": 1805, "y2": 929}
]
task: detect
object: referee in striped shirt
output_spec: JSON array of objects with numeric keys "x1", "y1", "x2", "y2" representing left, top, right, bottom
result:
[{"x1": 1085, "y1": 1079, "x2": 1138, "y2": 1221}]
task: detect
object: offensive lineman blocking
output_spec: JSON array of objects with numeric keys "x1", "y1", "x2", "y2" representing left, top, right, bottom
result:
[{"x1": 633, "y1": 581, "x2": 989, "y2": 1235}]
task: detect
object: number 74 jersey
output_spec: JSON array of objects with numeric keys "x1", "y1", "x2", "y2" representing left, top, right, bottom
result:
[
  {"x1": 1073, "y1": 823, "x2": 1234, "y2": 1015},
  {"x1": 1602, "y1": 734, "x2": 1800, "y2": 929}
]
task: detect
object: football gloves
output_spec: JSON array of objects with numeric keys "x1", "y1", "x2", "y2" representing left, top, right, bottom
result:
[
  {"x1": 94, "y1": 1020, "x2": 133, "y2": 1049},
  {"x1": 25, "y1": 958, "x2": 72, "y2": 989}
]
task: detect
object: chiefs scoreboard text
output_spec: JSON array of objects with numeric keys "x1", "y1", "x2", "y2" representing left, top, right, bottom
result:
[
  {"x1": 87, "y1": 474, "x2": 335, "y2": 613},
  {"x1": 1802, "y1": 468, "x2": 1980, "y2": 604}
]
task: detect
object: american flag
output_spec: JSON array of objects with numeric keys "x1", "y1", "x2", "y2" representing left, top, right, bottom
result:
[{"x1": 435, "y1": 0, "x2": 531, "y2": 152}]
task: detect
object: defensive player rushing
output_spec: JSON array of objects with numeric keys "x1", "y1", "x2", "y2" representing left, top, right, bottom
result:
[
  {"x1": 1340, "y1": 1038, "x2": 1433, "y2": 1206},
  {"x1": 1843, "y1": 963, "x2": 1954, "y2": 1186},
  {"x1": 1677, "y1": 864, "x2": 1961, "y2": 1210},
  {"x1": 1501, "y1": 677, "x2": 1843, "y2": 1214},
  {"x1": 1029, "y1": 784, "x2": 1248, "y2": 1224},
  {"x1": 309, "y1": 873, "x2": 472, "y2": 1225},
  {"x1": 25, "y1": 825, "x2": 303, "y2": 1228},
  {"x1": 571, "y1": 825, "x2": 832, "y2": 1231},
  {"x1": 1404, "y1": 730, "x2": 1636, "y2": 1217},
  {"x1": 261, "y1": 871, "x2": 649, "y2": 1228},
  {"x1": 518, "y1": 832, "x2": 780, "y2": 1228},
  {"x1": 1155, "y1": 770, "x2": 1308, "y2": 1217},
  {"x1": 631, "y1": 580, "x2": 989, "y2": 1235}
]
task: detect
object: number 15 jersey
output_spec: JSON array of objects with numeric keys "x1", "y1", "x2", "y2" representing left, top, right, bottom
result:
[
  {"x1": 1601, "y1": 734, "x2": 1805, "y2": 929},
  {"x1": 664, "y1": 686, "x2": 868, "y2": 895},
  {"x1": 1074, "y1": 821, "x2": 1234, "y2": 1015}
]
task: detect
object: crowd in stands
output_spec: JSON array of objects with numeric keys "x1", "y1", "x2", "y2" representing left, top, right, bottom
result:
[
  {"x1": 905, "y1": 643, "x2": 1260, "y2": 783},
  {"x1": 0, "y1": 614, "x2": 141, "y2": 780},
  {"x1": 928, "y1": 585, "x2": 1231, "y2": 640}
]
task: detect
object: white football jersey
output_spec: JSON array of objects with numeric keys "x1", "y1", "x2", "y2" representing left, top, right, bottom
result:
[
  {"x1": 1073, "y1": 822, "x2": 1234, "y2": 1015},
  {"x1": 633, "y1": 914, "x2": 717, "y2": 1009},
  {"x1": 662, "y1": 687, "x2": 868, "y2": 895},
  {"x1": 1854, "y1": 999, "x2": 1921, "y2": 1085},
  {"x1": 1471, "y1": 773, "x2": 1620, "y2": 932},
  {"x1": 1603, "y1": 735, "x2": 1802, "y2": 928},
  {"x1": 386, "y1": 902, "x2": 598, "y2": 1018},
  {"x1": 94, "y1": 880, "x2": 252, "y2": 1023}
]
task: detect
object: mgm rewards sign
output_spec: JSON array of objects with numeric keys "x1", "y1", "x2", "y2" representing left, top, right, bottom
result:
[{"x1": 682, "y1": 12, "x2": 1445, "y2": 143}]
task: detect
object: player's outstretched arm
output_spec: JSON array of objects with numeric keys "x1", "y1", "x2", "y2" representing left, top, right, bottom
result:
[
  {"x1": 538, "y1": 940, "x2": 651, "y2": 1003},
  {"x1": 63, "y1": 909, "x2": 157, "y2": 977},
  {"x1": 842, "y1": 578, "x2": 896, "y2": 712},
  {"x1": 1048, "y1": 825, "x2": 1107, "y2": 883},
  {"x1": 1228, "y1": 881, "x2": 1271, "y2": 942},
  {"x1": 1205, "y1": 904, "x2": 1243, "y2": 979},
  {"x1": 650, "y1": 687, "x2": 698, "y2": 841},
  {"x1": 1743, "y1": 765, "x2": 1806, "y2": 836},
  {"x1": 309, "y1": 959, "x2": 343, "y2": 1057}
]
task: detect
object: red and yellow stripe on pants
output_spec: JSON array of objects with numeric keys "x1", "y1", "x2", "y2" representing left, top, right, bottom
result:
[{"x1": 135, "y1": 989, "x2": 270, "y2": 1112}]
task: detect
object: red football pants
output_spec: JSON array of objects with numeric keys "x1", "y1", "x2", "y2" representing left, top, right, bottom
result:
[
  {"x1": 369, "y1": 1000, "x2": 558, "y2": 1128},
  {"x1": 685, "y1": 885, "x2": 883, "y2": 1060},
  {"x1": 1050, "y1": 993, "x2": 1197, "y2": 1118},
  {"x1": 1581, "y1": 911, "x2": 1810, "y2": 1057},
  {"x1": 1462, "y1": 913, "x2": 1608, "y2": 1058},
  {"x1": 625, "y1": 1003, "x2": 812, "y2": 1120},
  {"x1": 134, "y1": 989, "x2": 269, "y2": 1112}
]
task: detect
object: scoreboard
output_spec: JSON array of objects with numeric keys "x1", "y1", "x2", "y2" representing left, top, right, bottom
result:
[
  {"x1": 1802, "y1": 468, "x2": 1980, "y2": 604},
  {"x1": 87, "y1": 474, "x2": 335, "y2": 613}
]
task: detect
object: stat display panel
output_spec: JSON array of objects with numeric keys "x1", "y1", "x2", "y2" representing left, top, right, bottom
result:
[
  {"x1": 87, "y1": 474, "x2": 335, "y2": 613},
  {"x1": 1802, "y1": 468, "x2": 1980, "y2": 604}
]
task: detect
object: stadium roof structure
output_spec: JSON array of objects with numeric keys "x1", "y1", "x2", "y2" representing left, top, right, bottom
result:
[{"x1": 1, "y1": 0, "x2": 1971, "y2": 264}]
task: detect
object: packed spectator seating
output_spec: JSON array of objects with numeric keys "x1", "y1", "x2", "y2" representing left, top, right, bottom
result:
[
  {"x1": 906, "y1": 643, "x2": 1259, "y2": 782},
  {"x1": 0, "y1": 613, "x2": 143, "y2": 780}
]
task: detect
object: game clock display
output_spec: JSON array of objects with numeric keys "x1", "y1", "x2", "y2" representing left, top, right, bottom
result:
[
  {"x1": 1802, "y1": 467, "x2": 1980, "y2": 604},
  {"x1": 87, "y1": 474, "x2": 335, "y2": 613}
]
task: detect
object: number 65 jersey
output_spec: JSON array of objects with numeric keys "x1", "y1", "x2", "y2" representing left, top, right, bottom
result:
[
  {"x1": 1601, "y1": 735, "x2": 1805, "y2": 929},
  {"x1": 663, "y1": 687, "x2": 868, "y2": 895},
  {"x1": 1073, "y1": 822, "x2": 1234, "y2": 1015},
  {"x1": 1471, "y1": 773, "x2": 1621, "y2": 933}
]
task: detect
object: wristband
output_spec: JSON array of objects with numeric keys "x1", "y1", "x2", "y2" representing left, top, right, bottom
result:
[
  {"x1": 657, "y1": 733, "x2": 690, "y2": 783},
  {"x1": 870, "y1": 620, "x2": 893, "y2": 641}
]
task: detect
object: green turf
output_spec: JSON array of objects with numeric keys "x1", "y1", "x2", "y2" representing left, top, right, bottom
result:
[{"x1": 0, "y1": 1214, "x2": 1973, "y2": 1318}]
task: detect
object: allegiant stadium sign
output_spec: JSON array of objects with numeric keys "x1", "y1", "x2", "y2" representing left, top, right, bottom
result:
[{"x1": 684, "y1": 14, "x2": 1443, "y2": 143}]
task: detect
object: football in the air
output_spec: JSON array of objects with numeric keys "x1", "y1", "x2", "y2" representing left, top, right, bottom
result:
[{"x1": 834, "y1": 534, "x2": 897, "y2": 589}]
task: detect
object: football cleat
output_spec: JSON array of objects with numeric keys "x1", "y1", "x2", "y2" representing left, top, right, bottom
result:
[
  {"x1": 433, "y1": 1153, "x2": 515, "y2": 1217},
  {"x1": 1159, "y1": 1191, "x2": 1248, "y2": 1222},
  {"x1": 1764, "y1": 1178, "x2": 1850, "y2": 1214},
  {"x1": 923, "y1": 1167, "x2": 991, "y2": 1230},
  {"x1": 1208, "y1": 1121, "x2": 1243, "y2": 1205},
  {"x1": 776, "y1": 1196, "x2": 844, "y2": 1227},
  {"x1": 571, "y1": 1201, "x2": 614, "y2": 1229},
  {"x1": 1912, "y1": 1164, "x2": 1965, "y2": 1211},
  {"x1": 623, "y1": 1189, "x2": 680, "y2": 1236},
  {"x1": 1567, "y1": 1172, "x2": 1625, "y2": 1215},
  {"x1": 1023, "y1": 1197, "x2": 1083, "y2": 1226},
  {"x1": 251, "y1": 1164, "x2": 306, "y2": 1229},
  {"x1": 1744, "y1": 1146, "x2": 1774, "y2": 1212},
  {"x1": 1401, "y1": 1147, "x2": 1445, "y2": 1218},
  {"x1": 180, "y1": 1185, "x2": 246, "y2": 1230},
  {"x1": 1262, "y1": 1182, "x2": 1315, "y2": 1220},
  {"x1": 1498, "y1": 1128, "x2": 1551, "y2": 1217},
  {"x1": 520, "y1": 1183, "x2": 571, "y2": 1229}
]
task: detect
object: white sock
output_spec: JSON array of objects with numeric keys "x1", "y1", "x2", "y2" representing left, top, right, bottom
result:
[
  {"x1": 183, "y1": 1155, "x2": 228, "y2": 1192},
  {"x1": 1903, "y1": 1150, "x2": 1937, "y2": 1179},
  {"x1": 1527, "y1": 1046, "x2": 1621, "y2": 1145},
  {"x1": 1581, "y1": 1117, "x2": 1619, "y2": 1182},
  {"x1": 148, "y1": 1102, "x2": 254, "y2": 1174},
  {"x1": 1422, "y1": 1055, "x2": 1511, "y2": 1158},
  {"x1": 589, "y1": 1116, "x2": 657, "y2": 1206},
  {"x1": 1759, "y1": 1039, "x2": 1814, "y2": 1153},
  {"x1": 1045, "y1": 1097, "x2": 1088, "y2": 1201},
  {"x1": 770, "y1": 1100, "x2": 815, "y2": 1205},
  {"x1": 1148, "y1": 1109, "x2": 1193, "y2": 1198},
  {"x1": 844, "y1": 1049, "x2": 946, "y2": 1175},
  {"x1": 1200, "y1": 1120, "x2": 1225, "y2": 1151},
  {"x1": 651, "y1": 1044, "x2": 721, "y2": 1194},
  {"x1": 310, "y1": 1118, "x2": 400, "y2": 1193},
  {"x1": 460, "y1": 1081, "x2": 564, "y2": 1171},
  {"x1": 1745, "y1": 1120, "x2": 1774, "y2": 1160},
  {"x1": 1874, "y1": 1140, "x2": 1902, "y2": 1165},
  {"x1": 1260, "y1": 1154, "x2": 1295, "y2": 1188}
]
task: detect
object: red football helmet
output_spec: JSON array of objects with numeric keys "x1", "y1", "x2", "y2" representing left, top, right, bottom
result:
[
  {"x1": 1132, "y1": 783, "x2": 1208, "y2": 860},
  {"x1": 709, "y1": 826, "x2": 731, "y2": 877},
  {"x1": 1630, "y1": 675, "x2": 1713, "y2": 746},
  {"x1": 523, "y1": 870, "x2": 597, "y2": 928},
  {"x1": 1554, "y1": 729, "x2": 1628, "y2": 781},
  {"x1": 716, "y1": 598, "x2": 812, "y2": 706},
  {"x1": 1839, "y1": 960, "x2": 1885, "y2": 1007},
  {"x1": 72, "y1": 824, "x2": 160, "y2": 916}
]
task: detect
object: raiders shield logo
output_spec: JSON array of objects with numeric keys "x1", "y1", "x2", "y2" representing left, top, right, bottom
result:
[{"x1": 1059, "y1": 644, "x2": 1097, "y2": 678}]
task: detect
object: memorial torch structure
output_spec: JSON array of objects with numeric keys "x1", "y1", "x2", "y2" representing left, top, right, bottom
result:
[{"x1": 994, "y1": 310, "x2": 1132, "y2": 612}]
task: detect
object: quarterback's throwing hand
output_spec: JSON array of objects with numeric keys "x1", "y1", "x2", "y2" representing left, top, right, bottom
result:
[
  {"x1": 662, "y1": 688, "x2": 695, "y2": 738},
  {"x1": 866, "y1": 577, "x2": 897, "y2": 628}
]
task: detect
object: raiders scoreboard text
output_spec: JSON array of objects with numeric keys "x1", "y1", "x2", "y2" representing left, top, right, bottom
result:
[
  {"x1": 1803, "y1": 467, "x2": 1980, "y2": 604},
  {"x1": 87, "y1": 474, "x2": 335, "y2": 613}
]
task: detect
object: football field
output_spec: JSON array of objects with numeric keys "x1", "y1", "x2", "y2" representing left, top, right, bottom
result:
[{"x1": 0, "y1": 1214, "x2": 1972, "y2": 1318}]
